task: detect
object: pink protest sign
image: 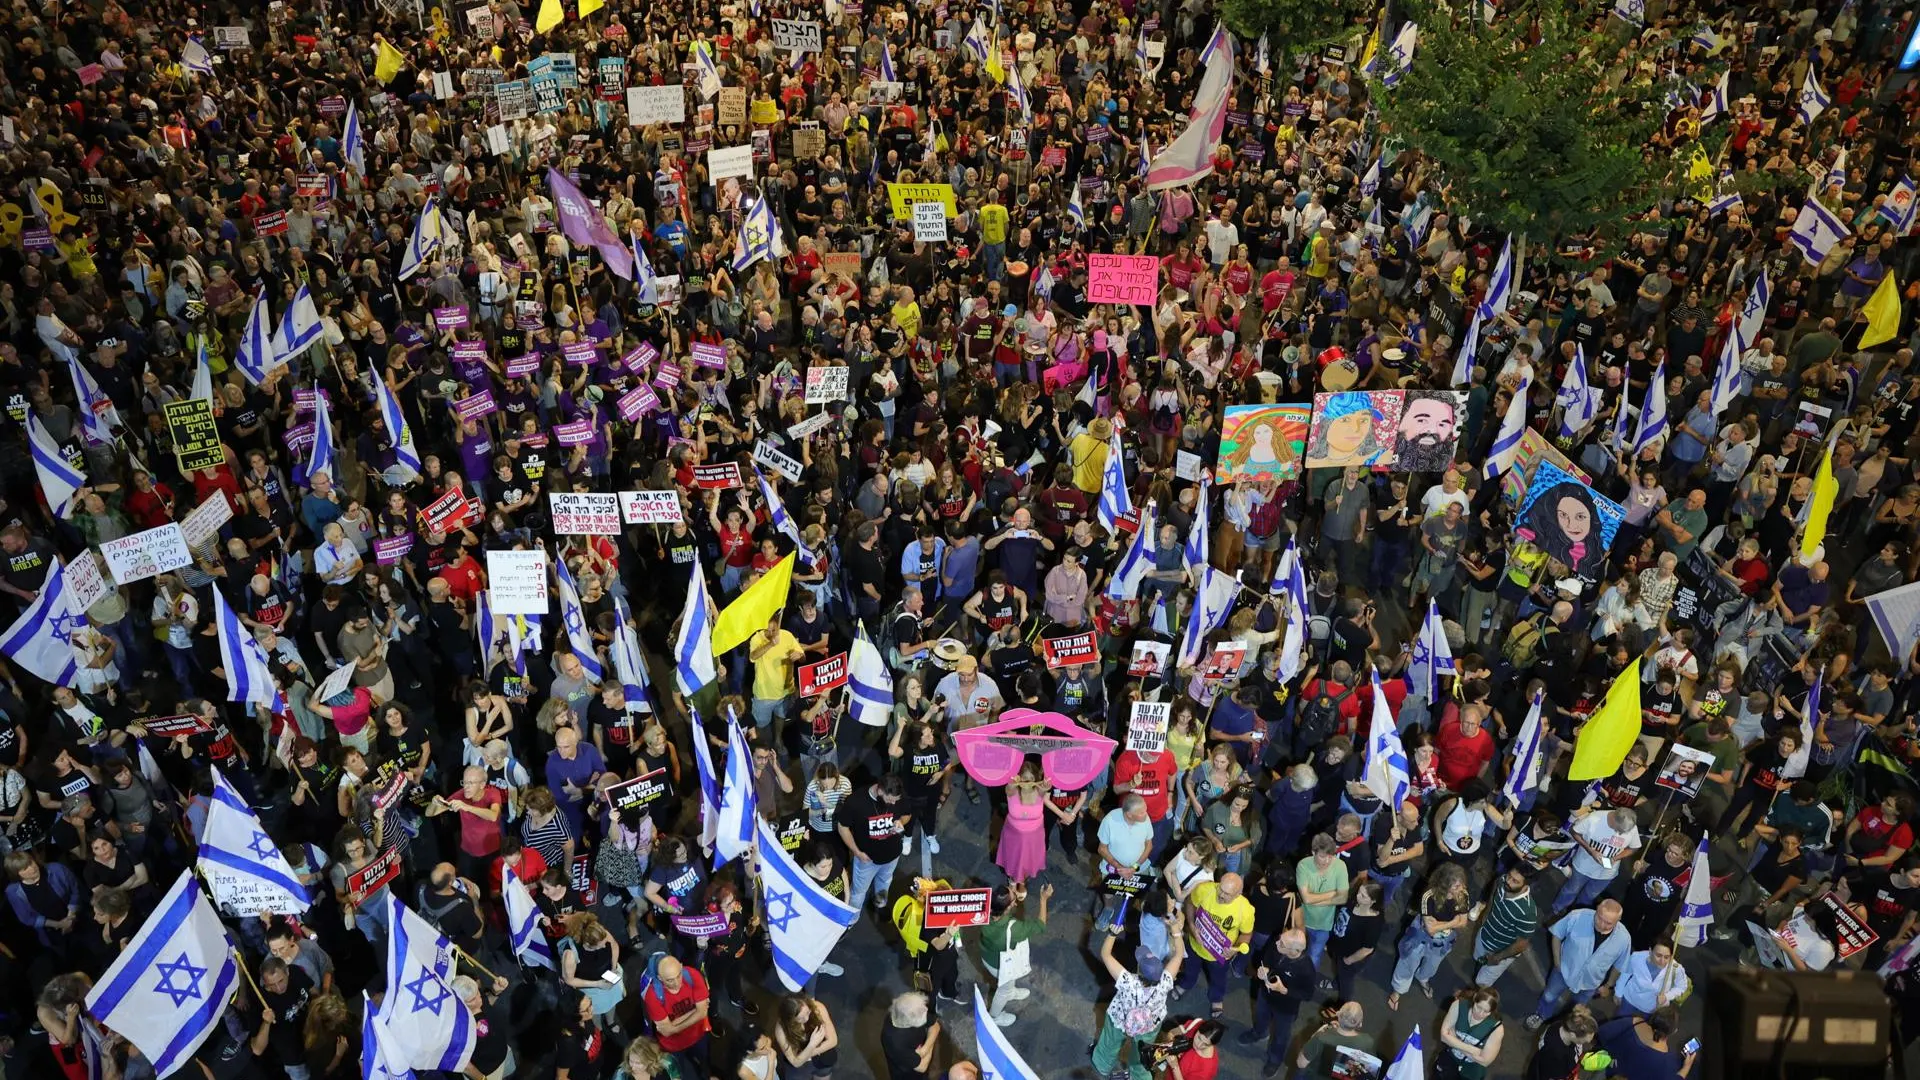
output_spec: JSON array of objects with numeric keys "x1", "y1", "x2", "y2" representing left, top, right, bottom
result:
[
  {"x1": 1087, "y1": 253, "x2": 1161, "y2": 306},
  {"x1": 952, "y1": 708, "x2": 1117, "y2": 789}
]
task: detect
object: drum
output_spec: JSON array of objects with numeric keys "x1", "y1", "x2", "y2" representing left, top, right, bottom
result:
[
  {"x1": 1321, "y1": 359, "x2": 1360, "y2": 391},
  {"x1": 930, "y1": 639, "x2": 968, "y2": 671}
]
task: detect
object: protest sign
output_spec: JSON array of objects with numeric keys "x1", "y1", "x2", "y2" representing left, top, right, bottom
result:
[
  {"x1": 1817, "y1": 893, "x2": 1879, "y2": 960},
  {"x1": 1201, "y1": 643, "x2": 1247, "y2": 681},
  {"x1": 792, "y1": 124, "x2": 826, "y2": 159},
  {"x1": 693, "y1": 462, "x2": 743, "y2": 490},
  {"x1": 554, "y1": 420, "x2": 596, "y2": 445},
  {"x1": 550, "y1": 492, "x2": 621, "y2": 535},
  {"x1": 164, "y1": 399, "x2": 224, "y2": 472},
  {"x1": 770, "y1": 18, "x2": 823, "y2": 51},
  {"x1": 453, "y1": 389, "x2": 498, "y2": 421},
  {"x1": 1043, "y1": 631, "x2": 1099, "y2": 669},
  {"x1": 433, "y1": 305, "x2": 470, "y2": 330},
  {"x1": 709, "y1": 144, "x2": 753, "y2": 183},
  {"x1": 805, "y1": 366, "x2": 849, "y2": 403},
  {"x1": 180, "y1": 495, "x2": 234, "y2": 550},
  {"x1": 752, "y1": 441, "x2": 803, "y2": 483},
  {"x1": 621, "y1": 342, "x2": 659, "y2": 374},
  {"x1": 347, "y1": 846, "x2": 403, "y2": 895},
  {"x1": 505, "y1": 353, "x2": 542, "y2": 378},
  {"x1": 65, "y1": 550, "x2": 110, "y2": 614},
  {"x1": 562, "y1": 341, "x2": 599, "y2": 366},
  {"x1": 296, "y1": 175, "x2": 331, "y2": 198},
  {"x1": 253, "y1": 211, "x2": 289, "y2": 238},
  {"x1": 98, "y1": 522, "x2": 192, "y2": 580},
  {"x1": 626, "y1": 84, "x2": 686, "y2": 126},
  {"x1": 913, "y1": 201, "x2": 948, "y2": 242},
  {"x1": 822, "y1": 251, "x2": 861, "y2": 279},
  {"x1": 620, "y1": 490, "x2": 683, "y2": 524},
  {"x1": 213, "y1": 25, "x2": 250, "y2": 48},
  {"x1": 419, "y1": 488, "x2": 473, "y2": 534},
  {"x1": 1175, "y1": 450, "x2": 1204, "y2": 481},
  {"x1": 616, "y1": 384, "x2": 661, "y2": 421},
  {"x1": 374, "y1": 535, "x2": 415, "y2": 565},
  {"x1": 718, "y1": 88, "x2": 747, "y2": 126},
  {"x1": 1126, "y1": 701, "x2": 1171, "y2": 752},
  {"x1": 671, "y1": 911, "x2": 733, "y2": 937},
  {"x1": 690, "y1": 342, "x2": 728, "y2": 369},
  {"x1": 1087, "y1": 253, "x2": 1161, "y2": 305},
  {"x1": 800, "y1": 653, "x2": 849, "y2": 696},
  {"x1": 887, "y1": 182, "x2": 958, "y2": 220},
  {"x1": 1129, "y1": 640, "x2": 1170, "y2": 678},
  {"x1": 604, "y1": 768, "x2": 670, "y2": 813},
  {"x1": 486, "y1": 549, "x2": 549, "y2": 614},
  {"x1": 788, "y1": 410, "x2": 836, "y2": 440},
  {"x1": 923, "y1": 888, "x2": 994, "y2": 929},
  {"x1": 141, "y1": 713, "x2": 214, "y2": 738}
]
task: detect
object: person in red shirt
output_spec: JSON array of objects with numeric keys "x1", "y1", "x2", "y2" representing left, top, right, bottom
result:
[
  {"x1": 642, "y1": 955, "x2": 714, "y2": 1078},
  {"x1": 1113, "y1": 747, "x2": 1178, "y2": 853},
  {"x1": 436, "y1": 546, "x2": 487, "y2": 603},
  {"x1": 490, "y1": 836, "x2": 547, "y2": 896},
  {"x1": 441, "y1": 765, "x2": 507, "y2": 882},
  {"x1": 1297, "y1": 665, "x2": 1366, "y2": 742},
  {"x1": 1847, "y1": 793, "x2": 1916, "y2": 871},
  {"x1": 1434, "y1": 704, "x2": 1497, "y2": 791}
]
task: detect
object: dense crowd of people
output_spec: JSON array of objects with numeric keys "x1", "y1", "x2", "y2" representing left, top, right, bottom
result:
[{"x1": 7, "y1": 0, "x2": 1920, "y2": 1077}]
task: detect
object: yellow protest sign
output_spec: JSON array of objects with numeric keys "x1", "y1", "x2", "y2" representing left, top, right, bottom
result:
[{"x1": 887, "y1": 182, "x2": 958, "y2": 221}]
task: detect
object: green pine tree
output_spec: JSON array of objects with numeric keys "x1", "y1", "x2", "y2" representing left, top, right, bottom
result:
[{"x1": 1221, "y1": 0, "x2": 1372, "y2": 54}]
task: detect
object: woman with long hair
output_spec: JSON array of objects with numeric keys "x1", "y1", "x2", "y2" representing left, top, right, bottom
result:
[
  {"x1": 772, "y1": 994, "x2": 841, "y2": 1080},
  {"x1": 1387, "y1": 862, "x2": 1472, "y2": 1010},
  {"x1": 996, "y1": 760, "x2": 1049, "y2": 883},
  {"x1": 560, "y1": 911, "x2": 626, "y2": 1029}
]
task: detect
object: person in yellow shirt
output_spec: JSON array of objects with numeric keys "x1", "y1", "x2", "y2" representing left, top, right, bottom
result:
[
  {"x1": 978, "y1": 197, "x2": 1010, "y2": 281},
  {"x1": 1067, "y1": 416, "x2": 1114, "y2": 496},
  {"x1": 1175, "y1": 872, "x2": 1255, "y2": 1015},
  {"x1": 891, "y1": 285, "x2": 923, "y2": 342},
  {"x1": 1305, "y1": 222, "x2": 1334, "y2": 280},
  {"x1": 748, "y1": 613, "x2": 805, "y2": 734}
]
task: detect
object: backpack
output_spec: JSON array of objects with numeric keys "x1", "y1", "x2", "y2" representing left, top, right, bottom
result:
[
  {"x1": 1298, "y1": 683, "x2": 1353, "y2": 749},
  {"x1": 1502, "y1": 614, "x2": 1560, "y2": 669},
  {"x1": 875, "y1": 601, "x2": 908, "y2": 667}
]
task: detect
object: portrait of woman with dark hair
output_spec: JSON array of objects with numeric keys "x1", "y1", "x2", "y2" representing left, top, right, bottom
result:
[{"x1": 1513, "y1": 480, "x2": 1610, "y2": 579}]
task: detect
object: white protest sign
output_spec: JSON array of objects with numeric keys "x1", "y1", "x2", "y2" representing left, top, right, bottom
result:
[
  {"x1": 708, "y1": 144, "x2": 755, "y2": 184},
  {"x1": 626, "y1": 84, "x2": 687, "y2": 126},
  {"x1": 1127, "y1": 701, "x2": 1171, "y2": 753},
  {"x1": 432, "y1": 71, "x2": 456, "y2": 99},
  {"x1": 549, "y1": 492, "x2": 622, "y2": 535},
  {"x1": 486, "y1": 549, "x2": 550, "y2": 614},
  {"x1": 213, "y1": 25, "x2": 250, "y2": 48},
  {"x1": 202, "y1": 866, "x2": 307, "y2": 916},
  {"x1": 805, "y1": 366, "x2": 849, "y2": 403},
  {"x1": 913, "y1": 201, "x2": 949, "y2": 242},
  {"x1": 486, "y1": 124, "x2": 511, "y2": 155},
  {"x1": 315, "y1": 658, "x2": 358, "y2": 703},
  {"x1": 770, "y1": 18, "x2": 823, "y2": 51},
  {"x1": 788, "y1": 410, "x2": 836, "y2": 440},
  {"x1": 753, "y1": 441, "x2": 804, "y2": 483},
  {"x1": 65, "y1": 550, "x2": 110, "y2": 614},
  {"x1": 620, "y1": 490, "x2": 684, "y2": 524},
  {"x1": 100, "y1": 524, "x2": 195, "y2": 584},
  {"x1": 180, "y1": 495, "x2": 234, "y2": 551},
  {"x1": 1175, "y1": 450, "x2": 1203, "y2": 481}
]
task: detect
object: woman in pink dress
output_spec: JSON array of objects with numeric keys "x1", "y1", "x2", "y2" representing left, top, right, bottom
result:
[{"x1": 996, "y1": 761, "x2": 1049, "y2": 882}]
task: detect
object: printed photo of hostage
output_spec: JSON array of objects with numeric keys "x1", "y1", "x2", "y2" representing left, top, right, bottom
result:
[{"x1": 1655, "y1": 743, "x2": 1715, "y2": 801}]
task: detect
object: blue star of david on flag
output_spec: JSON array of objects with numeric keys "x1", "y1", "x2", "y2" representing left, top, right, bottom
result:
[
  {"x1": 47, "y1": 608, "x2": 84, "y2": 645},
  {"x1": 247, "y1": 830, "x2": 279, "y2": 862},
  {"x1": 406, "y1": 969, "x2": 452, "y2": 1015},
  {"x1": 764, "y1": 886, "x2": 799, "y2": 932},
  {"x1": 153, "y1": 952, "x2": 208, "y2": 1007}
]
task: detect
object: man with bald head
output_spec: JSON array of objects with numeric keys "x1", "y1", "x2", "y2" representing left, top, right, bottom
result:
[
  {"x1": 643, "y1": 954, "x2": 715, "y2": 1079},
  {"x1": 1526, "y1": 897, "x2": 1632, "y2": 1030},
  {"x1": 1174, "y1": 871, "x2": 1255, "y2": 1011},
  {"x1": 1239, "y1": 927, "x2": 1314, "y2": 1072}
]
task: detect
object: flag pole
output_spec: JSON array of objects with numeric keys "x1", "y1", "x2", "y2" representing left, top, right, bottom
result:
[
  {"x1": 453, "y1": 944, "x2": 502, "y2": 984},
  {"x1": 231, "y1": 948, "x2": 267, "y2": 1005}
]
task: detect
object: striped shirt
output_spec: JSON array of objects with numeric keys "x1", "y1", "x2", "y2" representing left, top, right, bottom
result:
[{"x1": 1479, "y1": 889, "x2": 1538, "y2": 953}]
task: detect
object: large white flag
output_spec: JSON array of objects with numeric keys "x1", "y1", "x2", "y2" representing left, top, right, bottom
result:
[
  {"x1": 1145, "y1": 23, "x2": 1234, "y2": 191},
  {"x1": 1408, "y1": 598, "x2": 1454, "y2": 702},
  {"x1": 27, "y1": 410, "x2": 85, "y2": 518},
  {"x1": 376, "y1": 896, "x2": 477, "y2": 1074},
  {"x1": 86, "y1": 871, "x2": 240, "y2": 1077},
  {"x1": 1273, "y1": 537, "x2": 1310, "y2": 683},
  {"x1": 973, "y1": 986, "x2": 1043, "y2": 1079},
  {"x1": 1106, "y1": 503, "x2": 1157, "y2": 602},
  {"x1": 674, "y1": 563, "x2": 717, "y2": 694},
  {"x1": 689, "y1": 706, "x2": 722, "y2": 854},
  {"x1": 611, "y1": 593, "x2": 652, "y2": 706},
  {"x1": 553, "y1": 555, "x2": 604, "y2": 682},
  {"x1": 1364, "y1": 669, "x2": 1411, "y2": 811},
  {"x1": 756, "y1": 815, "x2": 859, "y2": 990},
  {"x1": 1502, "y1": 691, "x2": 1545, "y2": 808},
  {"x1": 503, "y1": 866, "x2": 555, "y2": 969},
  {"x1": 273, "y1": 284, "x2": 324, "y2": 366},
  {"x1": 849, "y1": 626, "x2": 893, "y2": 727},
  {"x1": 233, "y1": 289, "x2": 277, "y2": 385},
  {"x1": 1178, "y1": 566, "x2": 1238, "y2": 668},
  {"x1": 0, "y1": 559, "x2": 82, "y2": 686},
  {"x1": 1788, "y1": 194, "x2": 1851, "y2": 265},
  {"x1": 1675, "y1": 832, "x2": 1714, "y2": 948},
  {"x1": 211, "y1": 584, "x2": 284, "y2": 712},
  {"x1": 716, "y1": 715, "x2": 758, "y2": 867},
  {"x1": 198, "y1": 765, "x2": 310, "y2": 915}
]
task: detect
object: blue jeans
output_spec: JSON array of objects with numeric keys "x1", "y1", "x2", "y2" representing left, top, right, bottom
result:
[
  {"x1": 849, "y1": 854, "x2": 897, "y2": 910},
  {"x1": 1389, "y1": 920, "x2": 1455, "y2": 993},
  {"x1": 1250, "y1": 991, "x2": 1302, "y2": 1067},
  {"x1": 1532, "y1": 968, "x2": 1597, "y2": 1020},
  {"x1": 1173, "y1": 950, "x2": 1232, "y2": 1008},
  {"x1": 1305, "y1": 927, "x2": 1330, "y2": 968},
  {"x1": 1552, "y1": 868, "x2": 1614, "y2": 915}
]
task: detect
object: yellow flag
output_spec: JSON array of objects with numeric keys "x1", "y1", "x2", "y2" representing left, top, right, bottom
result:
[
  {"x1": 1358, "y1": 20, "x2": 1382, "y2": 74},
  {"x1": 374, "y1": 38, "x2": 406, "y2": 84},
  {"x1": 578, "y1": 0, "x2": 605, "y2": 17},
  {"x1": 1569, "y1": 660, "x2": 1644, "y2": 781},
  {"x1": 535, "y1": 0, "x2": 564, "y2": 33},
  {"x1": 985, "y1": 34, "x2": 1005, "y2": 84},
  {"x1": 1801, "y1": 447, "x2": 1839, "y2": 559},
  {"x1": 1861, "y1": 272, "x2": 1902, "y2": 349},
  {"x1": 712, "y1": 553, "x2": 795, "y2": 655}
]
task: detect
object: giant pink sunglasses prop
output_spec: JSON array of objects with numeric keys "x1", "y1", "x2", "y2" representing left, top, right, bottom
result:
[{"x1": 951, "y1": 708, "x2": 1117, "y2": 788}]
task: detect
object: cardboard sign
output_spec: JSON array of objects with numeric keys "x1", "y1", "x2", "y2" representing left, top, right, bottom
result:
[
  {"x1": 1126, "y1": 700, "x2": 1171, "y2": 753},
  {"x1": 799, "y1": 653, "x2": 849, "y2": 696},
  {"x1": 693, "y1": 462, "x2": 743, "y2": 490},
  {"x1": 419, "y1": 489, "x2": 474, "y2": 534},
  {"x1": 1043, "y1": 631, "x2": 1099, "y2": 669},
  {"x1": 1088, "y1": 253, "x2": 1161, "y2": 306},
  {"x1": 604, "y1": 768, "x2": 669, "y2": 813},
  {"x1": 1201, "y1": 643, "x2": 1247, "y2": 681},
  {"x1": 752, "y1": 441, "x2": 803, "y2": 483},
  {"x1": 453, "y1": 389, "x2": 498, "y2": 421},
  {"x1": 140, "y1": 713, "x2": 215, "y2": 738},
  {"x1": 718, "y1": 88, "x2": 747, "y2": 127},
  {"x1": 375, "y1": 535, "x2": 415, "y2": 565},
  {"x1": 164, "y1": 398, "x2": 224, "y2": 472},
  {"x1": 64, "y1": 550, "x2": 110, "y2": 615},
  {"x1": 179, "y1": 495, "x2": 234, "y2": 550},
  {"x1": 614, "y1": 490, "x2": 677, "y2": 525},
  {"x1": 822, "y1": 251, "x2": 861, "y2": 279},
  {"x1": 671, "y1": 910, "x2": 733, "y2": 937},
  {"x1": 1175, "y1": 450, "x2": 1204, "y2": 481},
  {"x1": 805, "y1": 366, "x2": 849, "y2": 403},
  {"x1": 793, "y1": 125, "x2": 826, "y2": 159},
  {"x1": 626, "y1": 84, "x2": 686, "y2": 126},
  {"x1": 347, "y1": 845, "x2": 403, "y2": 896},
  {"x1": 913, "y1": 200, "x2": 949, "y2": 242},
  {"x1": 550, "y1": 492, "x2": 621, "y2": 535},
  {"x1": 616, "y1": 383, "x2": 661, "y2": 421},
  {"x1": 770, "y1": 17, "x2": 823, "y2": 51},
  {"x1": 100, "y1": 524, "x2": 194, "y2": 585},
  {"x1": 487, "y1": 549, "x2": 550, "y2": 614},
  {"x1": 562, "y1": 341, "x2": 599, "y2": 366},
  {"x1": 1129, "y1": 640, "x2": 1171, "y2": 678},
  {"x1": 922, "y1": 887, "x2": 994, "y2": 929},
  {"x1": 690, "y1": 341, "x2": 728, "y2": 370}
]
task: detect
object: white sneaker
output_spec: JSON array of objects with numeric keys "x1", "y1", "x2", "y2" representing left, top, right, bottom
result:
[
  {"x1": 991, "y1": 1013, "x2": 1016, "y2": 1027},
  {"x1": 817, "y1": 961, "x2": 845, "y2": 977},
  {"x1": 902, "y1": 837, "x2": 914, "y2": 856},
  {"x1": 927, "y1": 836, "x2": 941, "y2": 855},
  {"x1": 1005, "y1": 987, "x2": 1032, "y2": 1002}
]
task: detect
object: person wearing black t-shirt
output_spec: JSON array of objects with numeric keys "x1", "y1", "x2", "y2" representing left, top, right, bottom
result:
[
  {"x1": 1620, "y1": 833, "x2": 1694, "y2": 949},
  {"x1": 835, "y1": 775, "x2": 910, "y2": 913},
  {"x1": 1850, "y1": 861, "x2": 1920, "y2": 965},
  {"x1": 1719, "y1": 729, "x2": 1802, "y2": 839},
  {"x1": 456, "y1": 976, "x2": 515, "y2": 1079},
  {"x1": 251, "y1": 958, "x2": 314, "y2": 1076}
]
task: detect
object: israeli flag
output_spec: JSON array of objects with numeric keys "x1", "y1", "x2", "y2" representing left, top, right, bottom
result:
[
  {"x1": 1611, "y1": 381, "x2": 1637, "y2": 452},
  {"x1": 1611, "y1": 0, "x2": 1644, "y2": 25},
  {"x1": 1784, "y1": 675, "x2": 1820, "y2": 780},
  {"x1": 878, "y1": 39, "x2": 896, "y2": 82},
  {"x1": 1096, "y1": 433, "x2": 1131, "y2": 533},
  {"x1": 963, "y1": 16, "x2": 991, "y2": 65},
  {"x1": 1826, "y1": 148, "x2": 1849, "y2": 192},
  {"x1": 373, "y1": 371, "x2": 422, "y2": 481},
  {"x1": 1273, "y1": 537, "x2": 1310, "y2": 683},
  {"x1": 1007, "y1": 62, "x2": 1033, "y2": 124},
  {"x1": 755, "y1": 814, "x2": 859, "y2": 990},
  {"x1": 399, "y1": 196, "x2": 444, "y2": 281},
  {"x1": 674, "y1": 562, "x2": 717, "y2": 694},
  {"x1": 1362, "y1": 668, "x2": 1412, "y2": 811},
  {"x1": 1882, "y1": 175, "x2": 1918, "y2": 236},
  {"x1": 1178, "y1": 566, "x2": 1238, "y2": 668},
  {"x1": 1182, "y1": 477, "x2": 1210, "y2": 575},
  {"x1": 689, "y1": 707, "x2": 722, "y2": 854},
  {"x1": 1634, "y1": 361, "x2": 1669, "y2": 455},
  {"x1": 1789, "y1": 193, "x2": 1851, "y2": 266},
  {"x1": 376, "y1": 896, "x2": 476, "y2": 1075},
  {"x1": 973, "y1": 986, "x2": 1043, "y2": 1079},
  {"x1": 696, "y1": 40, "x2": 724, "y2": 100},
  {"x1": 1382, "y1": 22, "x2": 1418, "y2": 87},
  {"x1": 1690, "y1": 24, "x2": 1723, "y2": 51},
  {"x1": 476, "y1": 590, "x2": 503, "y2": 677},
  {"x1": 1407, "y1": 598, "x2": 1454, "y2": 703},
  {"x1": 66, "y1": 354, "x2": 120, "y2": 446},
  {"x1": 233, "y1": 289, "x2": 277, "y2": 386},
  {"x1": 715, "y1": 716, "x2": 758, "y2": 867},
  {"x1": 198, "y1": 765, "x2": 310, "y2": 915},
  {"x1": 343, "y1": 101, "x2": 365, "y2": 175},
  {"x1": 190, "y1": 339, "x2": 215, "y2": 403},
  {"x1": 849, "y1": 626, "x2": 893, "y2": 727},
  {"x1": 0, "y1": 558, "x2": 82, "y2": 685},
  {"x1": 1700, "y1": 69, "x2": 1729, "y2": 123},
  {"x1": 503, "y1": 866, "x2": 555, "y2": 969},
  {"x1": 1477, "y1": 234, "x2": 1516, "y2": 322},
  {"x1": 1483, "y1": 376, "x2": 1530, "y2": 479},
  {"x1": 1502, "y1": 690, "x2": 1545, "y2": 807},
  {"x1": 1137, "y1": 134, "x2": 1152, "y2": 179},
  {"x1": 1359, "y1": 156, "x2": 1381, "y2": 200},
  {"x1": 274, "y1": 285, "x2": 323, "y2": 366},
  {"x1": 611, "y1": 593, "x2": 652, "y2": 707},
  {"x1": 1254, "y1": 32, "x2": 1271, "y2": 76},
  {"x1": 363, "y1": 991, "x2": 408, "y2": 1080},
  {"x1": 634, "y1": 234, "x2": 660, "y2": 304},
  {"x1": 1556, "y1": 345, "x2": 1598, "y2": 438},
  {"x1": 1736, "y1": 269, "x2": 1770, "y2": 352},
  {"x1": 554, "y1": 556, "x2": 604, "y2": 682},
  {"x1": 1451, "y1": 310, "x2": 1482, "y2": 387},
  {"x1": 1385, "y1": 1026, "x2": 1426, "y2": 1080},
  {"x1": 297, "y1": 383, "x2": 336, "y2": 488},
  {"x1": 1675, "y1": 833, "x2": 1715, "y2": 948},
  {"x1": 1709, "y1": 330, "x2": 1745, "y2": 419},
  {"x1": 1107, "y1": 503, "x2": 1157, "y2": 602},
  {"x1": 731, "y1": 192, "x2": 781, "y2": 272},
  {"x1": 1067, "y1": 182, "x2": 1086, "y2": 232},
  {"x1": 756, "y1": 468, "x2": 817, "y2": 571},
  {"x1": 1706, "y1": 187, "x2": 1744, "y2": 217},
  {"x1": 1796, "y1": 67, "x2": 1830, "y2": 126},
  {"x1": 27, "y1": 410, "x2": 85, "y2": 518},
  {"x1": 86, "y1": 872, "x2": 239, "y2": 1076},
  {"x1": 211, "y1": 582, "x2": 285, "y2": 713},
  {"x1": 1134, "y1": 30, "x2": 1149, "y2": 75},
  {"x1": 183, "y1": 36, "x2": 215, "y2": 76}
]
